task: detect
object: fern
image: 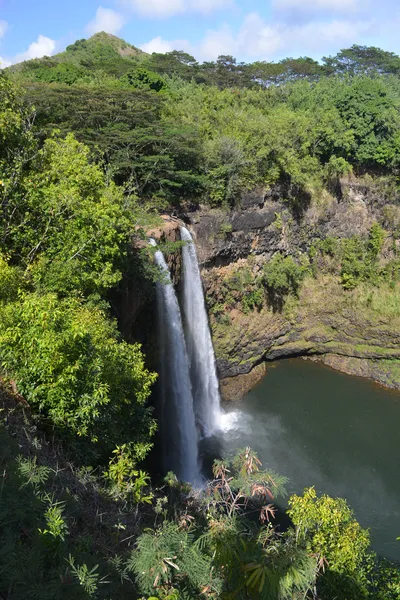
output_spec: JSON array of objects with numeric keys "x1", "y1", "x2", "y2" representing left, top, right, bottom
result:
[
  {"x1": 17, "y1": 455, "x2": 52, "y2": 489},
  {"x1": 128, "y1": 521, "x2": 218, "y2": 596}
]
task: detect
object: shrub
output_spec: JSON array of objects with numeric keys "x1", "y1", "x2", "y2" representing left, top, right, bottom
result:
[
  {"x1": 288, "y1": 487, "x2": 373, "y2": 599},
  {"x1": 0, "y1": 292, "x2": 157, "y2": 458},
  {"x1": 263, "y1": 253, "x2": 305, "y2": 309},
  {"x1": 341, "y1": 223, "x2": 385, "y2": 289}
]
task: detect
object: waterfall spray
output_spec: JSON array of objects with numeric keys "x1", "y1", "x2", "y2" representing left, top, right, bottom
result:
[
  {"x1": 180, "y1": 227, "x2": 221, "y2": 437},
  {"x1": 150, "y1": 239, "x2": 200, "y2": 483}
]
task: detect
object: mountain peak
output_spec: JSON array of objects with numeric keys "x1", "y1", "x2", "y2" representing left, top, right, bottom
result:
[
  {"x1": 88, "y1": 32, "x2": 123, "y2": 42},
  {"x1": 84, "y1": 32, "x2": 144, "y2": 57}
]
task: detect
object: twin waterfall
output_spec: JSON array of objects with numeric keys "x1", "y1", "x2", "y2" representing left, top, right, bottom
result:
[{"x1": 151, "y1": 228, "x2": 221, "y2": 483}]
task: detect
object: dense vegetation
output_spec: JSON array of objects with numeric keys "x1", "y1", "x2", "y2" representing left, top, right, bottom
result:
[
  {"x1": 1, "y1": 33, "x2": 400, "y2": 598},
  {"x1": 8, "y1": 34, "x2": 400, "y2": 210}
]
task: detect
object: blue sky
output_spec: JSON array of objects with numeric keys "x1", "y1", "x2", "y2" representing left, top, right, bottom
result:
[{"x1": 1, "y1": 0, "x2": 400, "y2": 67}]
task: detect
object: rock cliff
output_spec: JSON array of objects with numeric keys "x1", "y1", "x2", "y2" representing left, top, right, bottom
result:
[{"x1": 186, "y1": 179, "x2": 400, "y2": 397}]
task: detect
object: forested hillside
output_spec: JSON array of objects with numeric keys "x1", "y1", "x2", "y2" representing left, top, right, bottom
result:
[
  {"x1": 10, "y1": 34, "x2": 400, "y2": 208},
  {"x1": 1, "y1": 34, "x2": 400, "y2": 599}
]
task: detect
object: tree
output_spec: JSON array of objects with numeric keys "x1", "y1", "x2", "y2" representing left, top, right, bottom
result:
[
  {"x1": 334, "y1": 77, "x2": 400, "y2": 168},
  {"x1": 0, "y1": 290, "x2": 157, "y2": 456},
  {"x1": 0, "y1": 72, "x2": 36, "y2": 198},
  {"x1": 120, "y1": 67, "x2": 166, "y2": 92},
  {"x1": 23, "y1": 84, "x2": 205, "y2": 203},
  {"x1": 1, "y1": 133, "x2": 142, "y2": 297},
  {"x1": 323, "y1": 45, "x2": 400, "y2": 76},
  {"x1": 288, "y1": 487, "x2": 374, "y2": 599}
]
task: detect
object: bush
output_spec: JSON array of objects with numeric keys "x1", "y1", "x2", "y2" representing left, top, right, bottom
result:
[
  {"x1": 263, "y1": 253, "x2": 306, "y2": 309},
  {"x1": 287, "y1": 487, "x2": 385, "y2": 599},
  {"x1": 310, "y1": 224, "x2": 390, "y2": 290},
  {"x1": 11, "y1": 134, "x2": 137, "y2": 298},
  {"x1": 0, "y1": 253, "x2": 24, "y2": 302},
  {"x1": 0, "y1": 292, "x2": 157, "y2": 458},
  {"x1": 341, "y1": 224, "x2": 385, "y2": 289}
]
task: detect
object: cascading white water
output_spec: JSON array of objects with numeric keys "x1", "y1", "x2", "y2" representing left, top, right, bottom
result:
[
  {"x1": 150, "y1": 239, "x2": 200, "y2": 483},
  {"x1": 180, "y1": 226, "x2": 222, "y2": 437}
]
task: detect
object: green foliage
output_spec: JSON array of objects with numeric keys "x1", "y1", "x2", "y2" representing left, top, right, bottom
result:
[
  {"x1": 310, "y1": 224, "x2": 392, "y2": 290},
  {"x1": 368, "y1": 221, "x2": 385, "y2": 257},
  {"x1": 209, "y1": 264, "x2": 265, "y2": 315},
  {"x1": 2, "y1": 133, "x2": 139, "y2": 297},
  {"x1": 0, "y1": 292, "x2": 157, "y2": 454},
  {"x1": 128, "y1": 521, "x2": 217, "y2": 597},
  {"x1": 17, "y1": 455, "x2": 52, "y2": 489},
  {"x1": 371, "y1": 558, "x2": 400, "y2": 599},
  {"x1": 219, "y1": 222, "x2": 233, "y2": 237},
  {"x1": 263, "y1": 254, "x2": 306, "y2": 309},
  {"x1": 67, "y1": 556, "x2": 103, "y2": 597},
  {"x1": 340, "y1": 224, "x2": 386, "y2": 289},
  {"x1": 288, "y1": 487, "x2": 375, "y2": 599},
  {"x1": 0, "y1": 253, "x2": 24, "y2": 301},
  {"x1": 0, "y1": 423, "x2": 111, "y2": 599},
  {"x1": 205, "y1": 136, "x2": 246, "y2": 206},
  {"x1": 0, "y1": 74, "x2": 159, "y2": 480},
  {"x1": 2, "y1": 38, "x2": 400, "y2": 600},
  {"x1": 334, "y1": 77, "x2": 400, "y2": 167},
  {"x1": 39, "y1": 498, "x2": 69, "y2": 541},
  {"x1": 120, "y1": 67, "x2": 167, "y2": 92},
  {"x1": 131, "y1": 449, "x2": 319, "y2": 600},
  {"x1": 23, "y1": 62, "x2": 87, "y2": 85},
  {"x1": 325, "y1": 154, "x2": 353, "y2": 178},
  {"x1": 23, "y1": 85, "x2": 205, "y2": 204},
  {"x1": 9, "y1": 37, "x2": 400, "y2": 208},
  {"x1": 0, "y1": 71, "x2": 36, "y2": 202},
  {"x1": 322, "y1": 45, "x2": 400, "y2": 76},
  {"x1": 104, "y1": 444, "x2": 153, "y2": 504},
  {"x1": 2, "y1": 401, "x2": 399, "y2": 600}
]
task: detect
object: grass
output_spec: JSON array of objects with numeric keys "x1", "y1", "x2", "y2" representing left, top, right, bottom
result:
[{"x1": 351, "y1": 282, "x2": 400, "y2": 318}]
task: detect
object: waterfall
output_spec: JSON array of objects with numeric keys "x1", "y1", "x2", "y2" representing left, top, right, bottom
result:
[
  {"x1": 150, "y1": 239, "x2": 200, "y2": 484},
  {"x1": 180, "y1": 226, "x2": 221, "y2": 437}
]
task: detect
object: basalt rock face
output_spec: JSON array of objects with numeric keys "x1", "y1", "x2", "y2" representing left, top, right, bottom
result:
[
  {"x1": 189, "y1": 179, "x2": 386, "y2": 269},
  {"x1": 186, "y1": 179, "x2": 400, "y2": 394}
]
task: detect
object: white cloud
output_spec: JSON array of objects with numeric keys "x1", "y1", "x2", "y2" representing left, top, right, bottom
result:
[
  {"x1": 289, "y1": 19, "x2": 371, "y2": 50},
  {"x1": 196, "y1": 12, "x2": 374, "y2": 61},
  {"x1": 0, "y1": 56, "x2": 11, "y2": 68},
  {"x1": 273, "y1": 0, "x2": 360, "y2": 13},
  {"x1": 189, "y1": 0, "x2": 232, "y2": 15},
  {"x1": 0, "y1": 20, "x2": 8, "y2": 39},
  {"x1": 140, "y1": 35, "x2": 193, "y2": 54},
  {"x1": 141, "y1": 36, "x2": 174, "y2": 54},
  {"x1": 124, "y1": 0, "x2": 232, "y2": 18},
  {"x1": 199, "y1": 24, "x2": 237, "y2": 59},
  {"x1": 236, "y1": 13, "x2": 283, "y2": 58},
  {"x1": 14, "y1": 35, "x2": 56, "y2": 63},
  {"x1": 86, "y1": 7, "x2": 125, "y2": 36}
]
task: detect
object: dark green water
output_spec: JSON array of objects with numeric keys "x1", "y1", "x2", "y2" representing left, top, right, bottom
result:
[{"x1": 218, "y1": 359, "x2": 400, "y2": 561}]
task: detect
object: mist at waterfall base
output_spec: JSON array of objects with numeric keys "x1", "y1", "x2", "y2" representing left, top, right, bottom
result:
[{"x1": 206, "y1": 359, "x2": 400, "y2": 562}]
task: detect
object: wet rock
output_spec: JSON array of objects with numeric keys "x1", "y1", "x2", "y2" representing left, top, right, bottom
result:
[{"x1": 220, "y1": 363, "x2": 267, "y2": 401}]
